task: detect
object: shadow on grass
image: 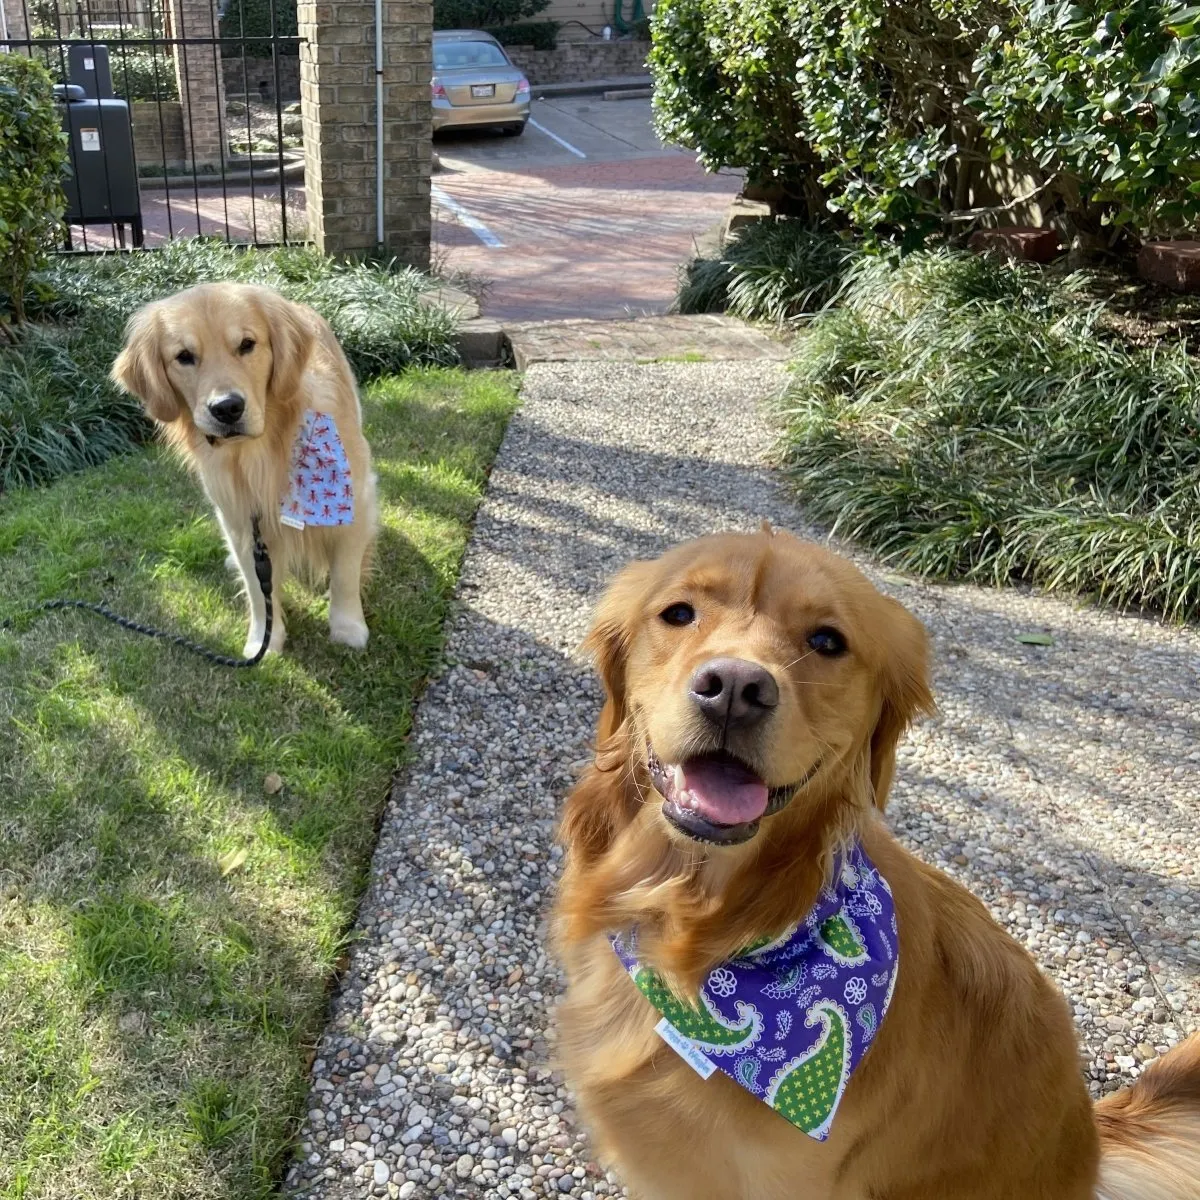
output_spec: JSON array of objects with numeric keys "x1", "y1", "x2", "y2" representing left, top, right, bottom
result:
[{"x1": 0, "y1": 369, "x2": 517, "y2": 1199}]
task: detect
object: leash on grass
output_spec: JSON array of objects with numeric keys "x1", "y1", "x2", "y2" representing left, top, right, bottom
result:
[{"x1": 0, "y1": 515, "x2": 274, "y2": 669}]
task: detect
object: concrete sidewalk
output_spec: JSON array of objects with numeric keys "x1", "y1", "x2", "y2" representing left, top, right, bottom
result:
[{"x1": 286, "y1": 356, "x2": 1199, "y2": 1199}]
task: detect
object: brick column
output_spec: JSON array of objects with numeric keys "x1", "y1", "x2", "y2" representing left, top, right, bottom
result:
[
  {"x1": 165, "y1": 0, "x2": 226, "y2": 170},
  {"x1": 2, "y1": 0, "x2": 30, "y2": 47},
  {"x1": 298, "y1": 0, "x2": 431, "y2": 265}
]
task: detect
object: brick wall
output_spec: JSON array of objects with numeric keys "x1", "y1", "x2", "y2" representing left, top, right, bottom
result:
[
  {"x1": 504, "y1": 38, "x2": 648, "y2": 85},
  {"x1": 164, "y1": 0, "x2": 227, "y2": 168},
  {"x1": 223, "y1": 54, "x2": 302, "y2": 102},
  {"x1": 130, "y1": 100, "x2": 186, "y2": 169},
  {"x1": 298, "y1": 0, "x2": 431, "y2": 265},
  {"x1": 1, "y1": 0, "x2": 29, "y2": 43}
]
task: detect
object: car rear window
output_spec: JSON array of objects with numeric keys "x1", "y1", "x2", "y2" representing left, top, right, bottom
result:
[{"x1": 433, "y1": 41, "x2": 510, "y2": 69}]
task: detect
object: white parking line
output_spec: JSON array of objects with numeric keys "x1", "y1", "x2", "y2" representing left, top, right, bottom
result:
[
  {"x1": 431, "y1": 185, "x2": 504, "y2": 248},
  {"x1": 528, "y1": 117, "x2": 587, "y2": 159}
]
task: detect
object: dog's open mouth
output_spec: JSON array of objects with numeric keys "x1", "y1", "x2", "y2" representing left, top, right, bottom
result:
[{"x1": 647, "y1": 747, "x2": 811, "y2": 845}]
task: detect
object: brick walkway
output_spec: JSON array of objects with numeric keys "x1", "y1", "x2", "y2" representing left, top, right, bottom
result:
[
  {"x1": 433, "y1": 155, "x2": 741, "y2": 321},
  {"x1": 65, "y1": 182, "x2": 302, "y2": 251},
  {"x1": 68, "y1": 153, "x2": 737, "y2": 324}
]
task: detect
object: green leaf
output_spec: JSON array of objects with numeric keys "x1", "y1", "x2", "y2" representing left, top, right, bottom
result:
[
  {"x1": 218, "y1": 848, "x2": 249, "y2": 877},
  {"x1": 1015, "y1": 632, "x2": 1054, "y2": 646}
]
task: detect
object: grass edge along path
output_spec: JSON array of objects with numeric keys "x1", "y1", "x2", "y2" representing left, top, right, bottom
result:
[{"x1": 0, "y1": 367, "x2": 518, "y2": 1200}]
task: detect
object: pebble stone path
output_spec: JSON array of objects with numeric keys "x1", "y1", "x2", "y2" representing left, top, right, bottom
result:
[{"x1": 285, "y1": 359, "x2": 1199, "y2": 1199}]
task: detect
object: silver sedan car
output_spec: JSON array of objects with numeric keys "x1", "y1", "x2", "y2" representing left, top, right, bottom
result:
[{"x1": 431, "y1": 30, "x2": 531, "y2": 136}]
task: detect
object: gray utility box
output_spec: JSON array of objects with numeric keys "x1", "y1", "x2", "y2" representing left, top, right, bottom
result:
[
  {"x1": 54, "y1": 43, "x2": 144, "y2": 249},
  {"x1": 66, "y1": 42, "x2": 116, "y2": 99}
]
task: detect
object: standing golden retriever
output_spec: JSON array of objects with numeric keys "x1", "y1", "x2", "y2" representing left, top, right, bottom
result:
[
  {"x1": 112, "y1": 282, "x2": 378, "y2": 657},
  {"x1": 554, "y1": 527, "x2": 1200, "y2": 1200}
]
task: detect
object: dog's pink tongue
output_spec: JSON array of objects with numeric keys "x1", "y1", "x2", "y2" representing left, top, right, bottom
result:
[{"x1": 678, "y1": 758, "x2": 769, "y2": 826}]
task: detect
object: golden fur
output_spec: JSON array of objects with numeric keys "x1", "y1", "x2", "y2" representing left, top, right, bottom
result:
[
  {"x1": 554, "y1": 527, "x2": 1200, "y2": 1200},
  {"x1": 111, "y1": 282, "x2": 378, "y2": 656}
]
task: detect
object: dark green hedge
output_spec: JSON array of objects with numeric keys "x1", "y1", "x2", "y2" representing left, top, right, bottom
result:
[
  {"x1": 486, "y1": 21, "x2": 558, "y2": 50},
  {"x1": 220, "y1": 0, "x2": 299, "y2": 57},
  {"x1": 434, "y1": 0, "x2": 550, "y2": 26}
]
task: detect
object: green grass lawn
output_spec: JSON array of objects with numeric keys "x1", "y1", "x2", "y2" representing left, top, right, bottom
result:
[{"x1": 0, "y1": 367, "x2": 518, "y2": 1200}]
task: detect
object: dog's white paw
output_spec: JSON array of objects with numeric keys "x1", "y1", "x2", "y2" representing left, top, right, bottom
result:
[
  {"x1": 329, "y1": 616, "x2": 369, "y2": 650},
  {"x1": 244, "y1": 625, "x2": 287, "y2": 658}
]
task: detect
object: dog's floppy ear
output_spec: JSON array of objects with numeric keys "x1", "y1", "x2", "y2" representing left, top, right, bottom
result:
[
  {"x1": 259, "y1": 289, "x2": 311, "y2": 408},
  {"x1": 581, "y1": 559, "x2": 656, "y2": 756},
  {"x1": 111, "y1": 303, "x2": 179, "y2": 424},
  {"x1": 869, "y1": 597, "x2": 935, "y2": 810}
]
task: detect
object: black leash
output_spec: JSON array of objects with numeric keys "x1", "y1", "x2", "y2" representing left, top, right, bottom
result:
[{"x1": 0, "y1": 516, "x2": 274, "y2": 669}]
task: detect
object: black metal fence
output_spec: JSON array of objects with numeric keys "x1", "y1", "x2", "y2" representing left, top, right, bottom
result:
[{"x1": 1, "y1": 0, "x2": 305, "y2": 251}]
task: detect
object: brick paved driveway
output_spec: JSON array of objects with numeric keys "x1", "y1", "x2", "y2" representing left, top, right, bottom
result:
[
  {"x1": 64, "y1": 97, "x2": 739, "y2": 321},
  {"x1": 433, "y1": 96, "x2": 742, "y2": 320}
]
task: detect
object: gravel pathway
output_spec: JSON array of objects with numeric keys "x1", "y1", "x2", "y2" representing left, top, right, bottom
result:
[{"x1": 285, "y1": 362, "x2": 1199, "y2": 1199}]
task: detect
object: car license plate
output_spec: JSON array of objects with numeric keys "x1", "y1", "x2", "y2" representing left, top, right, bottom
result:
[{"x1": 471, "y1": 84, "x2": 495, "y2": 98}]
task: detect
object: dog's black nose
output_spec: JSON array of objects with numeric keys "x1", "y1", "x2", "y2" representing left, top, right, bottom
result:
[
  {"x1": 688, "y1": 657, "x2": 779, "y2": 729},
  {"x1": 208, "y1": 392, "x2": 245, "y2": 426}
]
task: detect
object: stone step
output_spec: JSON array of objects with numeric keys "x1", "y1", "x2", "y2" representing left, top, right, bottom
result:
[{"x1": 502, "y1": 314, "x2": 791, "y2": 370}]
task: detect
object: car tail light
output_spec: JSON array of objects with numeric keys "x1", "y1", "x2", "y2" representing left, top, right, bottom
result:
[
  {"x1": 516, "y1": 77, "x2": 530, "y2": 95},
  {"x1": 431, "y1": 78, "x2": 447, "y2": 99}
]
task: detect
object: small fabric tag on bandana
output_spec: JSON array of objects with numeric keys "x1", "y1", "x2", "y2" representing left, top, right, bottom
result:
[
  {"x1": 280, "y1": 410, "x2": 354, "y2": 531},
  {"x1": 611, "y1": 840, "x2": 898, "y2": 1142}
]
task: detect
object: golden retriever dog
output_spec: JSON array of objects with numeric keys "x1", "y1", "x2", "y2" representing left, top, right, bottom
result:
[
  {"x1": 554, "y1": 527, "x2": 1200, "y2": 1200},
  {"x1": 112, "y1": 283, "x2": 378, "y2": 657}
]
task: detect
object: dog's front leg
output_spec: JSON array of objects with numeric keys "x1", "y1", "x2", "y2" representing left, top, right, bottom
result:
[
  {"x1": 217, "y1": 510, "x2": 286, "y2": 656},
  {"x1": 327, "y1": 530, "x2": 369, "y2": 649}
]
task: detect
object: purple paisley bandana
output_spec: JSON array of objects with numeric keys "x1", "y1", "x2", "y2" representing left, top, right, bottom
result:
[{"x1": 610, "y1": 840, "x2": 898, "y2": 1141}]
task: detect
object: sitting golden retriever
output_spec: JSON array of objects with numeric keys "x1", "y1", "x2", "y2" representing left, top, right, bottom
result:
[
  {"x1": 112, "y1": 283, "x2": 378, "y2": 657},
  {"x1": 554, "y1": 527, "x2": 1200, "y2": 1200}
]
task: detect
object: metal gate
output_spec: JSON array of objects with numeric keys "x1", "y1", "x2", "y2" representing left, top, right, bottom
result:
[{"x1": 1, "y1": 0, "x2": 304, "y2": 251}]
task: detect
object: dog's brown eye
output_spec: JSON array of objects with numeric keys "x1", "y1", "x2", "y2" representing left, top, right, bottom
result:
[
  {"x1": 175, "y1": 348, "x2": 195, "y2": 366},
  {"x1": 238, "y1": 338, "x2": 256, "y2": 355},
  {"x1": 660, "y1": 602, "x2": 695, "y2": 627},
  {"x1": 808, "y1": 627, "x2": 846, "y2": 657}
]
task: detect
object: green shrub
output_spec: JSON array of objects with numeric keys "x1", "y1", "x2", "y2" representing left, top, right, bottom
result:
[
  {"x1": 110, "y1": 46, "x2": 179, "y2": 102},
  {"x1": 651, "y1": 0, "x2": 1200, "y2": 247},
  {"x1": 676, "y1": 221, "x2": 858, "y2": 322},
  {"x1": 649, "y1": 0, "x2": 980, "y2": 234},
  {"x1": 970, "y1": 0, "x2": 1200, "y2": 242},
  {"x1": 0, "y1": 54, "x2": 69, "y2": 328},
  {"x1": 779, "y1": 250, "x2": 1200, "y2": 621},
  {"x1": 434, "y1": 0, "x2": 550, "y2": 26},
  {"x1": 219, "y1": 0, "x2": 299, "y2": 56},
  {"x1": 3, "y1": 241, "x2": 459, "y2": 490},
  {"x1": 649, "y1": 0, "x2": 828, "y2": 211},
  {"x1": 486, "y1": 21, "x2": 558, "y2": 49}
]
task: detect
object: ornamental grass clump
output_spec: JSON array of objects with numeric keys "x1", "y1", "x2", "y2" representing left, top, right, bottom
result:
[
  {"x1": 676, "y1": 221, "x2": 858, "y2": 323},
  {"x1": 780, "y1": 249, "x2": 1200, "y2": 621}
]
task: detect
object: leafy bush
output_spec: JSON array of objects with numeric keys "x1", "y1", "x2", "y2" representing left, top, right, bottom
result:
[
  {"x1": 651, "y1": 0, "x2": 1200, "y2": 247},
  {"x1": 0, "y1": 53, "x2": 69, "y2": 328},
  {"x1": 779, "y1": 250, "x2": 1200, "y2": 621},
  {"x1": 649, "y1": 0, "x2": 983, "y2": 233},
  {"x1": 487, "y1": 21, "x2": 558, "y2": 49},
  {"x1": 971, "y1": 0, "x2": 1200, "y2": 241},
  {"x1": 676, "y1": 221, "x2": 858, "y2": 322},
  {"x1": 220, "y1": 0, "x2": 300, "y2": 56},
  {"x1": 110, "y1": 47, "x2": 179, "y2": 102},
  {"x1": 3, "y1": 241, "x2": 459, "y2": 490},
  {"x1": 649, "y1": 0, "x2": 829, "y2": 212},
  {"x1": 434, "y1": 0, "x2": 550, "y2": 27}
]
